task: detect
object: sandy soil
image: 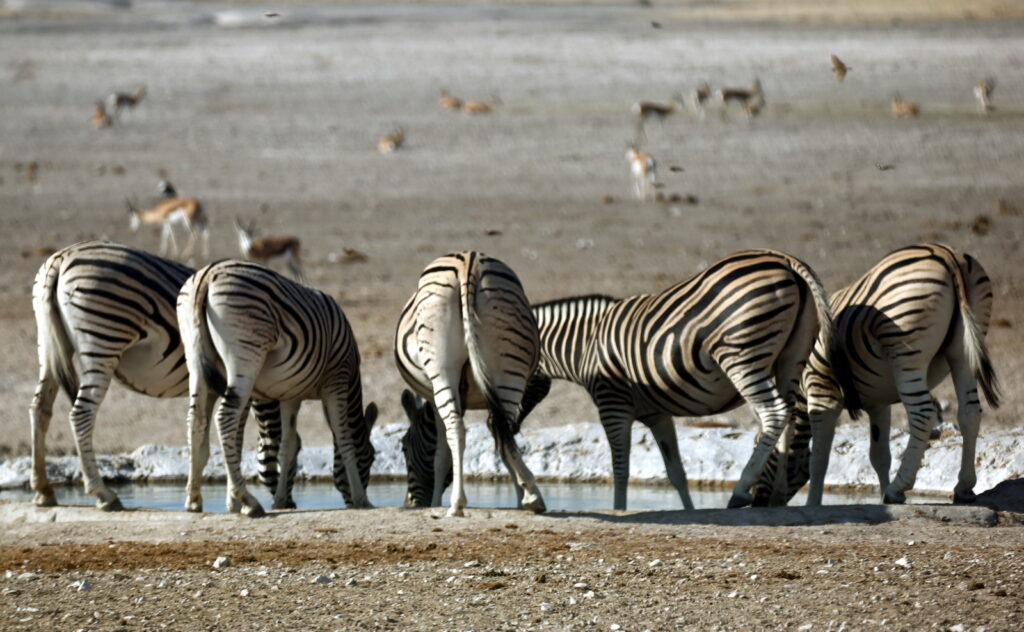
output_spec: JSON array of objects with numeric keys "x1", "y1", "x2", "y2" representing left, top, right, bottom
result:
[
  {"x1": 1, "y1": 1, "x2": 1022, "y2": 459},
  {"x1": 0, "y1": 501, "x2": 1022, "y2": 630}
]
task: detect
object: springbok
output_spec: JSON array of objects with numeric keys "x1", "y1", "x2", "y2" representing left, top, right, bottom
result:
[
  {"x1": 891, "y1": 95, "x2": 920, "y2": 118},
  {"x1": 234, "y1": 218, "x2": 304, "y2": 282},
  {"x1": 126, "y1": 182, "x2": 209, "y2": 260},
  {"x1": 626, "y1": 144, "x2": 656, "y2": 201},
  {"x1": 974, "y1": 79, "x2": 995, "y2": 113},
  {"x1": 830, "y1": 55, "x2": 850, "y2": 82},
  {"x1": 378, "y1": 127, "x2": 405, "y2": 154},
  {"x1": 688, "y1": 82, "x2": 712, "y2": 119},
  {"x1": 439, "y1": 90, "x2": 463, "y2": 111},
  {"x1": 718, "y1": 78, "x2": 762, "y2": 105},
  {"x1": 461, "y1": 96, "x2": 499, "y2": 115},
  {"x1": 91, "y1": 101, "x2": 112, "y2": 129},
  {"x1": 108, "y1": 86, "x2": 146, "y2": 117}
]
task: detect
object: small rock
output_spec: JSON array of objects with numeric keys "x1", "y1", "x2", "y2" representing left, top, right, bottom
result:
[
  {"x1": 213, "y1": 556, "x2": 232, "y2": 569},
  {"x1": 568, "y1": 597, "x2": 578, "y2": 606},
  {"x1": 574, "y1": 582, "x2": 589, "y2": 589},
  {"x1": 313, "y1": 575, "x2": 333, "y2": 585},
  {"x1": 611, "y1": 625, "x2": 622, "y2": 631},
  {"x1": 894, "y1": 557, "x2": 911, "y2": 568},
  {"x1": 239, "y1": 589, "x2": 250, "y2": 597},
  {"x1": 540, "y1": 602, "x2": 553, "y2": 612},
  {"x1": 648, "y1": 559, "x2": 661, "y2": 567},
  {"x1": 344, "y1": 578, "x2": 357, "y2": 587},
  {"x1": 72, "y1": 579, "x2": 92, "y2": 592},
  {"x1": 727, "y1": 591, "x2": 739, "y2": 598},
  {"x1": 464, "y1": 560, "x2": 481, "y2": 568},
  {"x1": 798, "y1": 625, "x2": 813, "y2": 631},
  {"x1": 17, "y1": 572, "x2": 40, "y2": 582}
]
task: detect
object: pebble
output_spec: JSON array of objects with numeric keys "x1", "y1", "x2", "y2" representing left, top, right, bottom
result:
[
  {"x1": 344, "y1": 578, "x2": 358, "y2": 587},
  {"x1": 239, "y1": 589, "x2": 251, "y2": 597},
  {"x1": 70, "y1": 579, "x2": 92, "y2": 592},
  {"x1": 17, "y1": 572, "x2": 40, "y2": 582},
  {"x1": 213, "y1": 557, "x2": 232, "y2": 569},
  {"x1": 895, "y1": 557, "x2": 911, "y2": 568},
  {"x1": 648, "y1": 559, "x2": 661, "y2": 567},
  {"x1": 464, "y1": 560, "x2": 481, "y2": 568},
  {"x1": 610, "y1": 625, "x2": 622, "y2": 631},
  {"x1": 540, "y1": 602, "x2": 553, "y2": 612},
  {"x1": 313, "y1": 575, "x2": 333, "y2": 585},
  {"x1": 574, "y1": 582, "x2": 589, "y2": 589}
]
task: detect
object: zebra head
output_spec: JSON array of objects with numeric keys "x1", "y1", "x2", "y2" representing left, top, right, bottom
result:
[
  {"x1": 400, "y1": 389, "x2": 452, "y2": 508},
  {"x1": 332, "y1": 401, "x2": 378, "y2": 506}
]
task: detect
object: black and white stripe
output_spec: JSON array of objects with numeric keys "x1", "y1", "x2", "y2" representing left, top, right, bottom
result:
[
  {"x1": 177, "y1": 260, "x2": 376, "y2": 517},
  {"x1": 394, "y1": 251, "x2": 546, "y2": 516},
  {"x1": 753, "y1": 243, "x2": 999, "y2": 506},
  {"x1": 29, "y1": 241, "x2": 193, "y2": 510}
]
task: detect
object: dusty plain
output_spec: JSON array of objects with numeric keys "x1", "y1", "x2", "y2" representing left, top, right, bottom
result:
[{"x1": 1, "y1": 1, "x2": 1023, "y2": 629}]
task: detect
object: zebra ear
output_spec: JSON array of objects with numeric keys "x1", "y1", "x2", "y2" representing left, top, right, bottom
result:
[
  {"x1": 364, "y1": 402, "x2": 378, "y2": 430},
  {"x1": 400, "y1": 389, "x2": 420, "y2": 421}
]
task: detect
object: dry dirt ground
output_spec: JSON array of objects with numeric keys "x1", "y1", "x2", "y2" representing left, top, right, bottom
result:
[{"x1": 2, "y1": 501, "x2": 1024, "y2": 631}]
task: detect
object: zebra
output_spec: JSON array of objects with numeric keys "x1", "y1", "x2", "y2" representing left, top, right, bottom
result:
[
  {"x1": 394, "y1": 251, "x2": 546, "y2": 517},
  {"x1": 28, "y1": 241, "x2": 298, "y2": 511},
  {"x1": 751, "y1": 243, "x2": 999, "y2": 506},
  {"x1": 177, "y1": 260, "x2": 376, "y2": 517},
  {"x1": 404, "y1": 249, "x2": 852, "y2": 510}
]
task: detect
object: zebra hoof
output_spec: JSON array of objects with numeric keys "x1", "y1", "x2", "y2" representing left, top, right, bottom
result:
[
  {"x1": 523, "y1": 497, "x2": 546, "y2": 514},
  {"x1": 727, "y1": 493, "x2": 752, "y2": 509},
  {"x1": 97, "y1": 497, "x2": 124, "y2": 512},
  {"x1": 33, "y1": 491, "x2": 58, "y2": 507},
  {"x1": 446, "y1": 506, "x2": 465, "y2": 518},
  {"x1": 186, "y1": 502, "x2": 203, "y2": 513},
  {"x1": 242, "y1": 503, "x2": 266, "y2": 519},
  {"x1": 271, "y1": 498, "x2": 297, "y2": 511},
  {"x1": 953, "y1": 490, "x2": 977, "y2": 504},
  {"x1": 882, "y1": 491, "x2": 906, "y2": 505}
]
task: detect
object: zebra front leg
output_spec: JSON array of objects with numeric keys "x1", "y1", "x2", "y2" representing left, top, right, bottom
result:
[
  {"x1": 214, "y1": 380, "x2": 265, "y2": 517},
  {"x1": 273, "y1": 399, "x2": 302, "y2": 510},
  {"x1": 866, "y1": 406, "x2": 893, "y2": 502},
  {"x1": 495, "y1": 435, "x2": 546, "y2": 514},
  {"x1": 949, "y1": 357, "x2": 983, "y2": 504},
  {"x1": 641, "y1": 414, "x2": 694, "y2": 511},
  {"x1": 254, "y1": 399, "x2": 297, "y2": 508},
  {"x1": 185, "y1": 383, "x2": 216, "y2": 513},
  {"x1": 729, "y1": 379, "x2": 789, "y2": 509},
  {"x1": 29, "y1": 371, "x2": 59, "y2": 507},
  {"x1": 805, "y1": 405, "x2": 841, "y2": 507},
  {"x1": 68, "y1": 368, "x2": 122, "y2": 511},
  {"x1": 497, "y1": 446, "x2": 526, "y2": 509},
  {"x1": 884, "y1": 372, "x2": 937, "y2": 504}
]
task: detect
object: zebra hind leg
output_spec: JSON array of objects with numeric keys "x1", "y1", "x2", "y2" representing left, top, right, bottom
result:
[
  {"x1": 68, "y1": 367, "x2": 123, "y2": 511},
  {"x1": 274, "y1": 400, "x2": 302, "y2": 510},
  {"x1": 884, "y1": 371, "x2": 937, "y2": 504},
  {"x1": 949, "y1": 354, "x2": 983, "y2": 504},
  {"x1": 728, "y1": 378, "x2": 790, "y2": 509},
  {"x1": 641, "y1": 414, "x2": 694, "y2": 511},
  {"x1": 866, "y1": 406, "x2": 893, "y2": 502},
  {"x1": 185, "y1": 382, "x2": 216, "y2": 513},
  {"x1": 213, "y1": 380, "x2": 265, "y2": 517},
  {"x1": 29, "y1": 370, "x2": 59, "y2": 507}
]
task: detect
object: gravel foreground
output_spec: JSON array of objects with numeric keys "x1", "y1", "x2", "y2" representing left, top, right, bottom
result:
[{"x1": 2, "y1": 502, "x2": 1022, "y2": 631}]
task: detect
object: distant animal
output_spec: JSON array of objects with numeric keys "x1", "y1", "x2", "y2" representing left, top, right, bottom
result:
[
  {"x1": 752, "y1": 244, "x2": 998, "y2": 508},
  {"x1": 718, "y1": 78, "x2": 762, "y2": 105},
  {"x1": 378, "y1": 127, "x2": 405, "y2": 154},
  {"x1": 234, "y1": 218, "x2": 304, "y2": 282},
  {"x1": 439, "y1": 90, "x2": 463, "y2": 111},
  {"x1": 90, "y1": 101, "x2": 112, "y2": 129},
  {"x1": 632, "y1": 95, "x2": 683, "y2": 137},
  {"x1": 394, "y1": 251, "x2": 546, "y2": 516},
  {"x1": 830, "y1": 55, "x2": 850, "y2": 82},
  {"x1": 28, "y1": 242, "x2": 290, "y2": 512},
  {"x1": 107, "y1": 86, "x2": 146, "y2": 116},
  {"x1": 461, "y1": 97, "x2": 499, "y2": 115},
  {"x1": 126, "y1": 182, "x2": 209, "y2": 260},
  {"x1": 688, "y1": 82, "x2": 712, "y2": 118},
  {"x1": 974, "y1": 78, "x2": 995, "y2": 113},
  {"x1": 743, "y1": 93, "x2": 765, "y2": 119},
  {"x1": 177, "y1": 260, "x2": 377, "y2": 516},
  {"x1": 626, "y1": 144, "x2": 657, "y2": 201},
  {"x1": 891, "y1": 95, "x2": 920, "y2": 118}
]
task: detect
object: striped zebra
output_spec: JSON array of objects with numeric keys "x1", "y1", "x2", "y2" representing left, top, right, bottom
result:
[
  {"x1": 403, "y1": 249, "x2": 851, "y2": 510},
  {"x1": 394, "y1": 251, "x2": 546, "y2": 516},
  {"x1": 177, "y1": 260, "x2": 376, "y2": 517},
  {"x1": 752, "y1": 243, "x2": 999, "y2": 506},
  {"x1": 28, "y1": 241, "x2": 296, "y2": 511}
]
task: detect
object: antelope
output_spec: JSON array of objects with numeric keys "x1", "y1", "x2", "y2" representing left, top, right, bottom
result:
[
  {"x1": 744, "y1": 92, "x2": 766, "y2": 119},
  {"x1": 90, "y1": 101, "x2": 112, "y2": 129},
  {"x1": 234, "y1": 218, "x2": 304, "y2": 282},
  {"x1": 108, "y1": 86, "x2": 146, "y2": 116},
  {"x1": 439, "y1": 89, "x2": 463, "y2": 111},
  {"x1": 830, "y1": 55, "x2": 850, "y2": 82},
  {"x1": 378, "y1": 127, "x2": 405, "y2": 154},
  {"x1": 974, "y1": 78, "x2": 995, "y2": 113},
  {"x1": 126, "y1": 182, "x2": 209, "y2": 260},
  {"x1": 688, "y1": 82, "x2": 712, "y2": 118},
  {"x1": 461, "y1": 96, "x2": 499, "y2": 115},
  {"x1": 626, "y1": 144, "x2": 657, "y2": 201},
  {"x1": 891, "y1": 94, "x2": 920, "y2": 118},
  {"x1": 718, "y1": 78, "x2": 762, "y2": 105}
]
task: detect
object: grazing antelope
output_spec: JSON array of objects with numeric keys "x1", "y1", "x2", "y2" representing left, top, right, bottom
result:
[
  {"x1": 126, "y1": 183, "x2": 209, "y2": 260},
  {"x1": 632, "y1": 95, "x2": 683, "y2": 137},
  {"x1": 718, "y1": 78, "x2": 762, "y2": 105},
  {"x1": 378, "y1": 127, "x2": 405, "y2": 154},
  {"x1": 626, "y1": 144, "x2": 657, "y2": 201},
  {"x1": 461, "y1": 96, "x2": 499, "y2": 115},
  {"x1": 830, "y1": 55, "x2": 850, "y2": 82},
  {"x1": 688, "y1": 82, "x2": 712, "y2": 118},
  {"x1": 743, "y1": 92, "x2": 766, "y2": 119},
  {"x1": 439, "y1": 89, "x2": 463, "y2": 111},
  {"x1": 90, "y1": 101, "x2": 112, "y2": 129},
  {"x1": 234, "y1": 218, "x2": 304, "y2": 282},
  {"x1": 108, "y1": 86, "x2": 146, "y2": 116},
  {"x1": 891, "y1": 95, "x2": 920, "y2": 118},
  {"x1": 974, "y1": 78, "x2": 995, "y2": 113}
]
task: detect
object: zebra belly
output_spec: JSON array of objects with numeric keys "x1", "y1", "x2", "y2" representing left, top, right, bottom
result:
[
  {"x1": 115, "y1": 342, "x2": 189, "y2": 398},
  {"x1": 631, "y1": 379, "x2": 743, "y2": 417}
]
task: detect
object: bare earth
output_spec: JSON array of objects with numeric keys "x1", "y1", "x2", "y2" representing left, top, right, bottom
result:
[{"x1": 1, "y1": 1, "x2": 1023, "y2": 629}]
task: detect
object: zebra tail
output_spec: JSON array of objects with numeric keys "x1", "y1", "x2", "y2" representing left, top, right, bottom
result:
[
  {"x1": 459, "y1": 254, "x2": 517, "y2": 453},
  {"x1": 191, "y1": 270, "x2": 227, "y2": 397},
  {"x1": 784, "y1": 253, "x2": 862, "y2": 418},
  {"x1": 36, "y1": 251, "x2": 79, "y2": 400},
  {"x1": 951, "y1": 257, "x2": 1001, "y2": 409}
]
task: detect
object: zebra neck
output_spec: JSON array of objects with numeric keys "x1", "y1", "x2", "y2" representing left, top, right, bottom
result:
[{"x1": 532, "y1": 294, "x2": 617, "y2": 385}]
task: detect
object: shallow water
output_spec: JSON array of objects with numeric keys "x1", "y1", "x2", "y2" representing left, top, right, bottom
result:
[{"x1": 0, "y1": 480, "x2": 880, "y2": 513}]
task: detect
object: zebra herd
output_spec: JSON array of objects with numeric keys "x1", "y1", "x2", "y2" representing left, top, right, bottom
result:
[{"x1": 28, "y1": 240, "x2": 999, "y2": 516}]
